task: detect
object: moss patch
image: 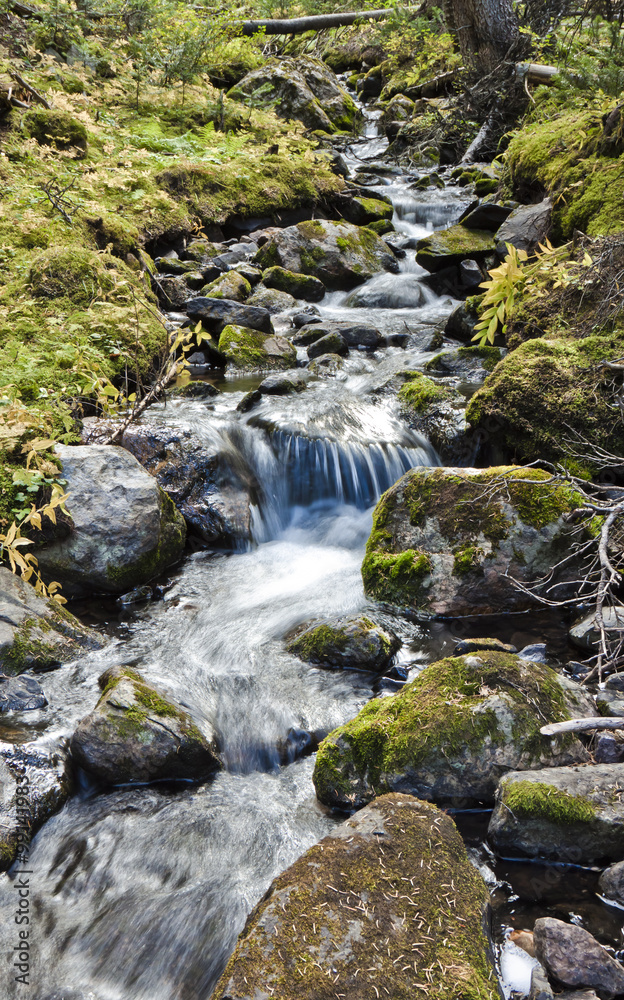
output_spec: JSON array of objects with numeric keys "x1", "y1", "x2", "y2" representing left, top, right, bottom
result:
[
  {"x1": 503, "y1": 779, "x2": 597, "y2": 825},
  {"x1": 398, "y1": 371, "x2": 449, "y2": 413}
]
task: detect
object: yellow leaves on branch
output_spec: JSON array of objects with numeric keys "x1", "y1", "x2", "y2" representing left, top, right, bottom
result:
[{"x1": 0, "y1": 485, "x2": 69, "y2": 604}]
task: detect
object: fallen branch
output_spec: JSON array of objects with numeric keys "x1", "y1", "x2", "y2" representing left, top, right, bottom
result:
[
  {"x1": 515, "y1": 62, "x2": 559, "y2": 85},
  {"x1": 541, "y1": 717, "x2": 624, "y2": 736},
  {"x1": 239, "y1": 8, "x2": 412, "y2": 36},
  {"x1": 101, "y1": 357, "x2": 180, "y2": 446},
  {"x1": 11, "y1": 71, "x2": 51, "y2": 110}
]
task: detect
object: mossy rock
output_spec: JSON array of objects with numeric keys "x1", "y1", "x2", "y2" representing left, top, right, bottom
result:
[
  {"x1": 70, "y1": 665, "x2": 222, "y2": 785},
  {"x1": 397, "y1": 372, "x2": 469, "y2": 463},
  {"x1": 341, "y1": 195, "x2": 394, "y2": 226},
  {"x1": 246, "y1": 283, "x2": 297, "y2": 314},
  {"x1": 201, "y1": 271, "x2": 251, "y2": 303},
  {"x1": 218, "y1": 323, "x2": 296, "y2": 371},
  {"x1": 416, "y1": 225, "x2": 496, "y2": 273},
  {"x1": 488, "y1": 763, "x2": 624, "y2": 863},
  {"x1": 313, "y1": 650, "x2": 593, "y2": 810},
  {"x1": 287, "y1": 615, "x2": 399, "y2": 673},
  {"x1": 29, "y1": 246, "x2": 117, "y2": 305},
  {"x1": 21, "y1": 108, "x2": 88, "y2": 156},
  {"x1": 213, "y1": 794, "x2": 497, "y2": 1000},
  {"x1": 361, "y1": 466, "x2": 594, "y2": 615},
  {"x1": 262, "y1": 265, "x2": 325, "y2": 303}
]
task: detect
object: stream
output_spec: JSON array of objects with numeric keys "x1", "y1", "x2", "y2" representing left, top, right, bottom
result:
[{"x1": 1, "y1": 97, "x2": 623, "y2": 1000}]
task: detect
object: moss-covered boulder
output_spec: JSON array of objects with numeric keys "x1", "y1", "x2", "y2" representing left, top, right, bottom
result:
[
  {"x1": 416, "y1": 225, "x2": 496, "y2": 273},
  {"x1": 218, "y1": 323, "x2": 296, "y2": 371},
  {"x1": 341, "y1": 195, "x2": 394, "y2": 226},
  {"x1": 313, "y1": 650, "x2": 592, "y2": 810},
  {"x1": 246, "y1": 283, "x2": 297, "y2": 314},
  {"x1": 227, "y1": 56, "x2": 361, "y2": 134},
  {"x1": 361, "y1": 466, "x2": 592, "y2": 616},
  {"x1": 212, "y1": 794, "x2": 497, "y2": 1000},
  {"x1": 262, "y1": 265, "x2": 325, "y2": 302},
  {"x1": 36, "y1": 444, "x2": 186, "y2": 598},
  {"x1": 0, "y1": 740, "x2": 73, "y2": 872},
  {"x1": 465, "y1": 335, "x2": 624, "y2": 467},
  {"x1": 30, "y1": 246, "x2": 116, "y2": 304},
  {"x1": 0, "y1": 567, "x2": 103, "y2": 675},
  {"x1": 201, "y1": 270, "x2": 251, "y2": 302},
  {"x1": 21, "y1": 108, "x2": 88, "y2": 156},
  {"x1": 70, "y1": 665, "x2": 222, "y2": 785},
  {"x1": 253, "y1": 219, "x2": 399, "y2": 291},
  {"x1": 287, "y1": 615, "x2": 399, "y2": 673},
  {"x1": 488, "y1": 763, "x2": 624, "y2": 863},
  {"x1": 398, "y1": 372, "x2": 468, "y2": 463}
]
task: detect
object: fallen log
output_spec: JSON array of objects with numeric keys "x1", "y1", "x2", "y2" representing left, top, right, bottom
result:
[
  {"x1": 239, "y1": 8, "x2": 414, "y2": 36},
  {"x1": 540, "y1": 717, "x2": 624, "y2": 736},
  {"x1": 516, "y1": 62, "x2": 558, "y2": 85}
]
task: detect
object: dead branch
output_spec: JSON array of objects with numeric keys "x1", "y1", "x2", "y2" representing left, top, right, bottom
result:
[
  {"x1": 11, "y1": 71, "x2": 51, "y2": 110},
  {"x1": 101, "y1": 356, "x2": 180, "y2": 446},
  {"x1": 541, "y1": 717, "x2": 624, "y2": 736},
  {"x1": 239, "y1": 8, "x2": 412, "y2": 36},
  {"x1": 38, "y1": 177, "x2": 79, "y2": 225}
]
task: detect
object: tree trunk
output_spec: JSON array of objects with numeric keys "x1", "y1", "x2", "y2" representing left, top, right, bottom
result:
[
  {"x1": 444, "y1": 0, "x2": 519, "y2": 73},
  {"x1": 240, "y1": 8, "x2": 405, "y2": 36}
]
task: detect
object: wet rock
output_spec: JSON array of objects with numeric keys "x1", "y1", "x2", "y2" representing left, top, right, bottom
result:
[
  {"x1": 460, "y1": 201, "x2": 513, "y2": 232},
  {"x1": 361, "y1": 466, "x2": 591, "y2": 616},
  {"x1": 307, "y1": 331, "x2": 348, "y2": 359},
  {"x1": 155, "y1": 257, "x2": 201, "y2": 276},
  {"x1": 599, "y1": 859, "x2": 624, "y2": 903},
  {"x1": 287, "y1": 615, "x2": 399, "y2": 672},
  {"x1": 156, "y1": 274, "x2": 192, "y2": 309},
  {"x1": 292, "y1": 310, "x2": 321, "y2": 328},
  {"x1": 425, "y1": 346, "x2": 503, "y2": 382},
  {"x1": 594, "y1": 732, "x2": 624, "y2": 763},
  {"x1": 36, "y1": 445, "x2": 186, "y2": 598},
  {"x1": 495, "y1": 198, "x2": 553, "y2": 256},
  {"x1": 530, "y1": 962, "x2": 553, "y2": 1000},
  {"x1": 313, "y1": 650, "x2": 592, "y2": 810},
  {"x1": 263, "y1": 265, "x2": 325, "y2": 302},
  {"x1": 345, "y1": 273, "x2": 426, "y2": 308},
  {"x1": 397, "y1": 372, "x2": 469, "y2": 463},
  {"x1": 459, "y1": 258, "x2": 486, "y2": 289},
  {"x1": 0, "y1": 674, "x2": 47, "y2": 712},
  {"x1": 0, "y1": 740, "x2": 73, "y2": 871},
  {"x1": 276, "y1": 726, "x2": 322, "y2": 764},
  {"x1": 219, "y1": 323, "x2": 296, "y2": 371},
  {"x1": 70, "y1": 665, "x2": 222, "y2": 785},
  {"x1": 180, "y1": 239, "x2": 227, "y2": 263},
  {"x1": 212, "y1": 794, "x2": 496, "y2": 1000},
  {"x1": 518, "y1": 643, "x2": 548, "y2": 663},
  {"x1": 453, "y1": 637, "x2": 517, "y2": 655},
  {"x1": 308, "y1": 353, "x2": 344, "y2": 375},
  {"x1": 247, "y1": 283, "x2": 297, "y2": 314},
  {"x1": 234, "y1": 263, "x2": 262, "y2": 286},
  {"x1": 0, "y1": 567, "x2": 102, "y2": 674},
  {"x1": 115, "y1": 421, "x2": 253, "y2": 545},
  {"x1": 488, "y1": 763, "x2": 624, "y2": 863},
  {"x1": 258, "y1": 372, "x2": 307, "y2": 395},
  {"x1": 416, "y1": 225, "x2": 496, "y2": 273},
  {"x1": 296, "y1": 320, "x2": 382, "y2": 351},
  {"x1": 595, "y1": 688, "x2": 624, "y2": 717},
  {"x1": 227, "y1": 56, "x2": 361, "y2": 133},
  {"x1": 533, "y1": 917, "x2": 624, "y2": 996},
  {"x1": 253, "y1": 219, "x2": 399, "y2": 291},
  {"x1": 170, "y1": 380, "x2": 219, "y2": 400},
  {"x1": 569, "y1": 606, "x2": 624, "y2": 651},
  {"x1": 185, "y1": 297, "x2": 273, "y2": 336},
  {"x1": 200, "y1": 271, "x2": 251, "y2": 302},
  {"x1": 340, "y1": 194, "x2": 394, "y2": 226}
]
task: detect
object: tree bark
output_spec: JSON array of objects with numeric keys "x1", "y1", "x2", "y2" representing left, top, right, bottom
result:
[
  {"x1": 240, "y1": 8, "x2": 406, "y2": 36},
  {"x1": 444, "y1": 0, "x2": 518, "y2": 73}
]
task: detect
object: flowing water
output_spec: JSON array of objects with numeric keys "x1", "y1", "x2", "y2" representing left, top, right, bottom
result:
[{"x1": 1, "y1": 104, "x2": 621, "y2": 1000}]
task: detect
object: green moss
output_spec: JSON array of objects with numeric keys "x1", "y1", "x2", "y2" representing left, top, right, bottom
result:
[
  {"x1": 416, "y1": 225, "x2": 496, "y2": 266},
  {"x1": 503, "y1": 779, "x2": 597, "y2": 825},
  {"x1": 218, "y1": 323, "x2": 275, "y2": 370},
  {"x1": 21, "y1": 108, "x2": 88, "y2": 155},
  {"x1": 398, "y1": 372, "x2": 448, "y2": 413},
  {"x1": 0, "y1": 616, "x2": 60, "y2": 675},
  {"x1": 287, "y1": 623, "x2": 348, "y2": 662},
  {"x1": 453, "y1": 544, "x2": 484, "y2": 576},
  {"x1": 361, "y1": 546, "x2": 432, "y2": 604}
]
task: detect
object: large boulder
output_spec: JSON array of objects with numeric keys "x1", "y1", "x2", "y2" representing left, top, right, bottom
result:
[
  {"x1": 287, "y1": 614, "x2": 399, "y2": 673},
  {"x1": 494, "y1": 198, "x2": 552, "y2": 256},
  {"x1": 185, "y1": 297, "x2": 273, "y2": 336},
  {"x1": 294, "y1": 320, "x2": 382, "y2": 350},
  {"x1": 488, "y1": 763, "x2": 624, "y2": 863},
  {"x1": 36, "y1": 445, "x2": 186, "y2": 598},
  {"x1": 253, "y1": 219, "x2": 399, "y2": 290},
  {"x1": 227, "y1": 56, "x2": 361, "y2": 133},
  {"x1": 0, "y1": 740, "x2": 73, "y2": 871},
  {"x1": 212, "y1": 794, "x2": 497, "y2": 1000},
  {"x1": 218, "y1": 323, "x2": 296, "y2": 370},
  {"x1": 533, "y1": 917, "x2": 624, "y2": 997},
  {"x1": 313, "y1": 649, "x2": 592, "y2": 811},
  {"x1": 0, "y1": 567, "x2": 102, "y2": 675},
  {"x1": 361, "y1": 466, "x2": 591, "y2": 616},
  {"x1": 70, "y1": 665, "x2": 222, "y2": 785},
  {"x1": 416, "y1": 225, "x2": 496, "y2": 273}
]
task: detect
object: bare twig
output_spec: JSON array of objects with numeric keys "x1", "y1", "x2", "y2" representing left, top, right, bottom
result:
[
  {"x1": 541, "y1": 717, "x2": 624, "y2": 736},
  {"x1": 11, "y1": 71, "x2": 51, "y2": 110}
]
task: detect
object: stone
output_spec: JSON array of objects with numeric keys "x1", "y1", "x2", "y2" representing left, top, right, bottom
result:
[
  {"x1": 307, "y1": 331, "x2": 348, "y2": 359},
  {"x1": 313, "y1": 649, "x2": 592, "y2": 811},
  {"x1": 569, "y1": 606, "x2": 624, "y2": 651},
  {"x1": 292, "y1": 310, "x2": 321, "y2": 327},
  {"x1": 227, "y1": 56, "x2": 361, "y2": 133},
  {"x1": 345, "y1": 273, "x2": 426, "y2": 308},
  {"x1": 36, "y1": 445, "x2": 186, "y2": 598},
  {"x1": 257, "y1": 372, "x2": 307, "y2": 395},
  {"x1": 308, "y1": 353, "x2": 344, "y2": 375},
  {"x1": 262, "y1": 265, "x2": 325, "y2": 302},
  {"x1": 416, "y1": 225, "x2": 496, "y2": 273},
  {"x1": 234, "y1": 263, "x2": 262, "y2": 286},
  {"x1": 495, "y1": 198, "x2": 553, "y2": 255},
  {"x1": 599, "y1": 859, "x2": 624, "y2": 903},
  {"x1": 218, "y1": 324, "x2": 297, "y2": 371},
  {"x1": 425, "y1": 346, "x2": 503, "y2": 382},
  {"x1": 287, "y1": 615, "x2": 400, "y2": 673},
  {"x1": 212, "y1": 795, "x2": 497, "y2": 1000},
  {"x1": 397, "y1": 372, "x2": 469, "y2": 464},
  {"x1": 488, "y1": 763, "x2": 624, "y2": 863},
  {"x1": 253, "y1": 219, "x2": 399, "y2": 290},
  {"x1": 0, "y1": 740, "x2": 73, "y2": 871},
  {"x1": 0, "y1": 567, "x2": 102, "y2": 674},
  {"x1": 70, "y1": 665, "x2": 222, "y2": 785},
  {"x1": 156, "y1": 274, "x2": 192, "y2": 309},
  {"x1": 185, "y1": 296, "x2": 273, "y2": 336},
  {"x1": 459, "y1": 258, "x2": 485, "y2": 289},
  {"x1": 596, "y1": 689, "x2": 624, "y2": 716},
  {"x1": 444, "y1": 301, "x2": 481, "y2": 342},
  {"x1": 155, "y1": 257, "x2": 201, "y2": 276},
  {"x1": 340, "y1": 195, "x2": 394, "y2": 226},
  {"x1": 533, "y1": 917, "x2": 624, "y2": 996},
  {"x1": 180, "y1": 238, "x2": 227, "y2": 263},
  {"x1": 594, "y1": 733, "x2": 624, "y2": 763},
  {"x1": 361, "y1": 466, "x2": 590, "y2": 616},
  {"x1": 460, "y1": 201, "x2": 513, "y2": 232},
  {"x1": 453, "y1": 637, "x2": 517, "y2": 655},
  {"x1": 518, "y1": 643, "x2": 548, "y2": 662},
  {"x1": 0, "y1": 674, "x2": 47, "y2": 713},
  {"x1": 200, "y1": 271, "x2": 251, "y2": 302},
  {"x1": 246, "y1": 283, "x2": 297, "y2": 314}
]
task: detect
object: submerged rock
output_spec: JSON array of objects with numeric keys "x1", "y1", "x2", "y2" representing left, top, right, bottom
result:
[
  {"x1": 0, "y1": 566, "x2": 102, "y2": 674},
  {"x1": 533, "y1": 917, "x2": 624, "y2": 996},
  {"x1": 70, "y1": 665, "x2": 222, "y2": 785},
  {"x1": 488, "y1": 763, "x2": 624, "y2": 863},
  {"x1": 253, "y1": 219, "x2": 398, "y2": 290},
  {"x1": 218, "y1": 323, "x2": 296, "y2": 371},
  {"x1": 36, "y1": 445, "x2": 186, "y2": 598},
  {"x1": 313, "y1": 649, "x2": 592, "y2": 810},
  {"x1": 361, "y1": 466, "x2": 591, "y2": 616},
  {"x1": 287, "y1": 615, "x2": 399, "y2": 672},
  {"x1": 212, "y1": 794, "x2": 497, "y2": 1000},
  {"x1": 0, "y1": 740, "x2": 73, "y2": 871}
]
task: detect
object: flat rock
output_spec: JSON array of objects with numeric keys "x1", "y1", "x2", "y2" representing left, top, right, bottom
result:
[
  {"x1": 416, "y1": 225, "x2": 496, "y2": 273},
  {"x1": 287, "y1": 614, "x2": 399, "y2": 672},
  {"x1": 533, "y1": 917, "x2": 624, "y2": 996},
  {"x1": 185, "y1": 297, "x2": 274, "y2": 335}
]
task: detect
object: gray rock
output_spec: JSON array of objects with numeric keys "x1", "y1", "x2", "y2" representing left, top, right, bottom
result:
[
  {"x1": 0, "y1": 674, "x2": 47, "y2": 713},
  {"x1": 308, "y1": 331, "x2": 348, "y2": 359},
  {"x1": 262, "y1": 265, "x2": 325, "y2": 302},
  {"x1": 287, "y1": 614, "x2": 400, "y2": 672},
  {"x1": 234, "y1": 263, "x2": 262, "y2": 286},
  {"x1": 345, "y1": 273, "x2": 426, "y2": 308},
  {"x1": 459, "y1": 258, "x2": 486, "y2": 289},
  {"x1": 0, "y1": 740, "x2": 73, "y2": 871},
  {"x1": 425, "y1": 346, "x2": 503, "y2": 382},
  {"x1": 397, "y1": 373, "x2": 469, "y2": 464},
  {"x1": 444, "y1": 301, "x2": 481, "y2": 343},
  {"x1": 185, "y1": 297, "x2": 274, "y2": 336},
  {"x1": 599, "y1": 859, "x2": 624, "y2": 903},
  {"x1": 533, "y1": 917, "x2": 624, "y2": 996},
  {"x1": 308, "y1": 353, "x2": 344, "y2": 375},
  {"x1": 70, "y1": 665, "x2": 222, "y2": 785},
  {"x1": 607, "y1": 672, "x2": 624, "y2": 692},
  {"x1": 569, "y1": 606, "x2": 624, "y2": 651},
  {"x1": 292, "y1": 310, "x2": 321, "y2": 327},
  {"x1": 530, "y1": 963, "x2": 554, "y2": 1000},
  {"x1": 156, "y1": 275, "x2": 192, "y2": 309},
  {"x1": 36, "y1": 445, "x2": 186, "y2": 598},
  {"x1": 518, "y1": 643, "x2": 548, "y2": 662},
  {"x1": 596, "y1": 688, "x2": 624, "y2": 717},
  {"x1": 0, "y1": 567, "x2": 102, "y2": 675},
  {"x1": 212, "y1": 795, "x2": 495, "y2": 1000},
  {"x1": 294, "y1": 320, "x2": 381, "y2": 350},
  {"x1": 246, "y1": 283, "x2": 297, "y2": 314},
  {"x1": 595, "y1": 733, "x2": 624, "y2": 763},
  {"x1": 495, "y1": 198, "x2": 552, "y2": 256},
  {"x1": 460, "y1": 202, "x2": 513, "y2": 232},
  {"x1": 488, "y1": 763, "x2": 624, "y2": 863},
  {"x1": 258, "y1": 372, "x2": 307, "y2": 395}
]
